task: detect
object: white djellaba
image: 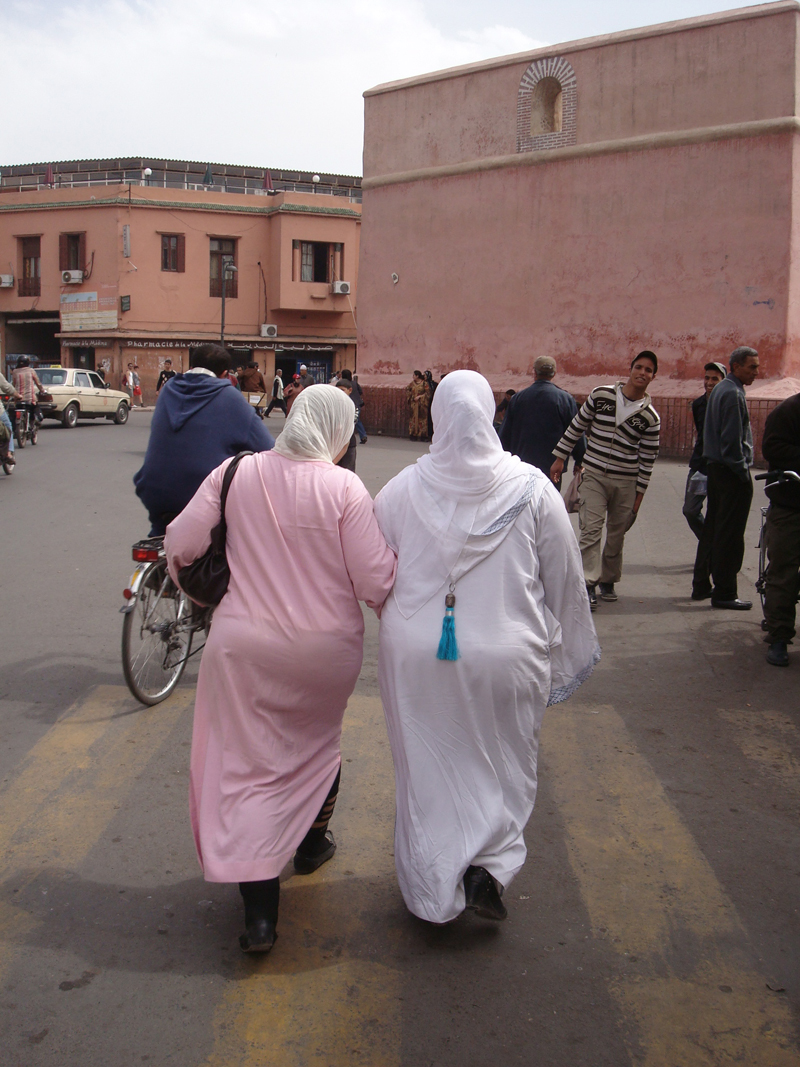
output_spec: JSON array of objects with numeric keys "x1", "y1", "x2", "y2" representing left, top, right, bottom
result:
[{"x1": 375, "y1": 369, "x2": 600, "y2": 924}]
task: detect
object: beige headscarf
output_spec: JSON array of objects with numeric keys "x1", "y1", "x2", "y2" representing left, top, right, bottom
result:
[{"x1": 272, "y1": 384, "x2": 353, "y2": 463}]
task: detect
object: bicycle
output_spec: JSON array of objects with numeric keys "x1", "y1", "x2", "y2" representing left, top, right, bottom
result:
[
  {"x1": 754, "y1": 470, "x2": 800, "y2": 612},
  {"x1": 120, "y1": 536, "x2": 212, "y2": 705}
]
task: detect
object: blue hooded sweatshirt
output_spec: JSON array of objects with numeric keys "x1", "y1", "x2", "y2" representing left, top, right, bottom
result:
[{"x1": 134, "y1": 373, "x2": 274, "y2": 534}]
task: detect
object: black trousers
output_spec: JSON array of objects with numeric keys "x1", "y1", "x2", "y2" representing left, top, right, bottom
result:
[
  {"x1": 764, "y1": 504, "x2": 800, "y2": 642},
  {"x1": 239, "y1": 766, "x2": 341, "y2": 926},
  {"x1": 693, "y1": 462, "x2": 753, "y2": 601},
  {"x1": 265, "y1": 398, "x2": 287, "y2": 416}
]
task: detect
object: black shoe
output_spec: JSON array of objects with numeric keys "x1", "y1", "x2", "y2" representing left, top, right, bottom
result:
[
  {"x1": 691, "y1": 587, "x2": 712, "y2": 601},
  {"x1": 586, "y1": 584, "x2": 598, "y2": 611},
  {"x1": 767, "y1": 640, "x2": 789, "y2": 667},
  {"x1": 360, "y1": 437, "x2": 368, "y2": 444},
  {"x1": 711, "y1": 598, "x2": 752, "y2": 611},
  {"x1": 464, "y1": 865, "x2": 507, "y2": 921},
  {"x1": 293, "y1": 831, "x2": 336, "y2": 875},
  {"x1": 239, "y1": 917, "x2": 277, "y2": 954},
  {"x1": 598, "y1": 582, "x2": 617, "y2": 602}
]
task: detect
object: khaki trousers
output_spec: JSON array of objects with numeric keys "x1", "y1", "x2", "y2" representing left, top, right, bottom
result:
[{"x1": 578, "y1": 470, "x2": 638, "y2": 586}]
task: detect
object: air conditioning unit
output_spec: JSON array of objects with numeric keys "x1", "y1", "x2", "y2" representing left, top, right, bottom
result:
[
  {"x1": 332, "y1": 280, "x2": 351, "y2": 295},
  {"x1": 62, "y1": 270, "x2": 84, "y2": 284},
  {"x1": 260, "y1": 323, "x2": 278, "y2": 338},
  {"x1": 0, "y1": 275, "x2": 13, "y2": 288}
]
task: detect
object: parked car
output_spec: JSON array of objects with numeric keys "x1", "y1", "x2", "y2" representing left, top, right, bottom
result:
[{"x1": 36, "y1": 367, "x2": 130, "y2": 427}]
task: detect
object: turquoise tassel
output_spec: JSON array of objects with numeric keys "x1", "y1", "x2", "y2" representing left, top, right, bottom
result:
[{"x1": 436, "y1": 591, "x2": 459, "y2": 661}]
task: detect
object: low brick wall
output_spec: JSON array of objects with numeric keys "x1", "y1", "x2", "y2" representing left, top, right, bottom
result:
[{"x1": 359, "y1": 385, "x2": 781, "y2": 464}]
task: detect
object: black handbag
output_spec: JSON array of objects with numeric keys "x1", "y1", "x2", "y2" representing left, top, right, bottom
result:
[{"x1": 177, "y1": 450, "x2": 253, "y2": 607}]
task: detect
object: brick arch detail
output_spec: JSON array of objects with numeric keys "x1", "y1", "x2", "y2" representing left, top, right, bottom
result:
[{"x1": 516, "y1": 56, "x2": 577, "y2": 153}]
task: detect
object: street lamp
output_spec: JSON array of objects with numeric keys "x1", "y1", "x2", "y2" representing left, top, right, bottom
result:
[{"x1": 220, "y1": 261, "x2": 238, "y2": 343}]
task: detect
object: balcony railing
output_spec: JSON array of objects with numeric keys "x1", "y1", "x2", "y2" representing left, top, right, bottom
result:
[
  {"x1": 18, "y1": 277, "x2": 40, "y2": 297},
  {"x1": 0, "y1": 171, "x2": 362, "y2": 203}
]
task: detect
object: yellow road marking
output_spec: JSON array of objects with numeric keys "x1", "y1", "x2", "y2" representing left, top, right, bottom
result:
[
  {"x1": 203, "y1": 694, "x2": 401, "y2": 1067},
  {"x1": 542, "y1": 704, "x2": 798, "y2": 1066},
  {"x1": 0, "y1": 685, "x2": 191, "y2": 939},
  {"x1": 718, "y1": 707, "x2": 800, "y2": 794}
]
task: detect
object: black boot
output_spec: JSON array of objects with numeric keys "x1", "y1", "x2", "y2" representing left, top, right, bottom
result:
[
  {"x1": 238, "y1": 878, "x2": 279, "y2": 953},
  {"x1": 293, "y1": 768, "x2": 340, "y2": 875},
  {"x1": 464, "y1": 865, "x2": 507, "y2": 921}
]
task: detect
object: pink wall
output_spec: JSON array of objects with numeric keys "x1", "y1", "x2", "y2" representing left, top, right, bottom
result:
[
  {"x1": 359, "y1": 3, "x2": 800, "y2": 389},
  {"x1": 364, "y1": 3, "x2": 799, "y2": 178}
]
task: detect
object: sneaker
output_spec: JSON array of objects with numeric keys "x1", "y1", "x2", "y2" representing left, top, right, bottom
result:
[
  {"x1": 598, "y1": 582, "x2": 618, "y2": 602},
  {"x1": 293, "y1": 830, "x2": 336, "y2": 874},
  {"x1": 587, "y1": 584, "x2": 598, "y2": 611},
  {"x1": 766, "y1": 640, "x2": 789, "y2": 667}
]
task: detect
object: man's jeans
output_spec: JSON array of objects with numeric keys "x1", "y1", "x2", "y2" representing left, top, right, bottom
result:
[
  {"x1": 0, "y1": 411, "x2": 14, "y2": 453},
  {"x1": 682, "y1": 470, "x2": 707, "y2": 539},
  {"x1": 693, "y1": 462, "x2": 753, "y2": 601},
  {"x1": 764, "y1": 503, "x2": 800, "y2": 642},
  {"x1": 578, "y1": 470, "x2": 638, "y2": 586}
]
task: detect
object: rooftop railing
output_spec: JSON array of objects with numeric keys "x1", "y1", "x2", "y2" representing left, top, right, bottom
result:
[{"x1": 0, "y1": 170, "x2": 362, "y2": 202}]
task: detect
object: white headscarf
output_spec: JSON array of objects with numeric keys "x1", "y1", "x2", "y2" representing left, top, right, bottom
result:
[
  {"x1": 376, "y1": 369, "x2": 548, "y2": 617},
  {"x1": 272, "y1": 384, "x2": 354, "y2": 463}
]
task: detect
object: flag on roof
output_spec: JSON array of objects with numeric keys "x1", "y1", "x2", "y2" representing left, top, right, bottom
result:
[
  {"x1": 202, "y1": 164, "x2": 213, "y2": 185},
  {"x1": 45, "y1": 164, "x2": 54, "y2": 187},
  {"x1": 262, "y1": 170, "x2": 274, "y2": 192}
]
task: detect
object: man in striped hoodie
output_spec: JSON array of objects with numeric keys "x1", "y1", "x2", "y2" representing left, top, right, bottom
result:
[{"x1": 551, "y1": 352, "x2": 661, "y2": 610}]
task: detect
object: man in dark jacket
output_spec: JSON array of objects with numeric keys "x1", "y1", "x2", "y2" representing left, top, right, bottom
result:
[
  {"x1": 683, "y1": 362, "x2": 727, "y2": 538},
  {"x1": 692, "y1": 346, "x2": 759, "y2": 608},
  {"x1": 499, "y1": 356, "x2": 586, "y2": 476},
  {"x1": 134, "y1": 344, "x2": 274, "y2": 535},
  {"x1": 237, "y1": 362, "x2": 267, "y2": 394},
  {"x1": 761, "y1": 392, "x2": 800, "y2": 666}
]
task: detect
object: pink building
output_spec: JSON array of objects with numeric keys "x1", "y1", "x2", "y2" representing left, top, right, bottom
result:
[
  {"x1": 0, "y1": 159, "x2": 361, "y2": 401},
  {"x1": 359, "y1": 0, "x2": 800, "y2": 402}
]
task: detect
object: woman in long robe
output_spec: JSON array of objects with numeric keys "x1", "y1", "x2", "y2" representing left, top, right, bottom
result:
[
  {"x1": 375, "y1": 370, "x2": 599, "y2": 924},
  {"x1": 407, "y1": 370, "x2": 430, "y2": 440},
  {"x1": 165, "y1": 386, "x2": 397, "y2": 952}
]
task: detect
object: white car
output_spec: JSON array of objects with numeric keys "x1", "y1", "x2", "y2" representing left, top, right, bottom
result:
[{"x1": 36, "y1": 367, "x2": 131, "y2": 427}]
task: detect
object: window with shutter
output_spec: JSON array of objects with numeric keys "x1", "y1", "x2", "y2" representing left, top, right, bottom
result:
[
  {"x1": 19, "y1": 236, "x2": 41, "y2": 296},
  {"x1": 161, "y1": 234, "x2": 178, "y2": 271},
  {"x1": 300, "y1": 241, "x2": 331, "y2": 283},
  {"x1": 209, "y1": 238, "x2": 237, "y2": 297},
  {"x1": 59, "y1": 233, "x2": 85, "y2": 271}
]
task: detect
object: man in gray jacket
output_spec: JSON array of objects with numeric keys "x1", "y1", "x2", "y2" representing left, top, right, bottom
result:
[{"x1": 692, "y1": 346, "x2": 760, "y2": 608}]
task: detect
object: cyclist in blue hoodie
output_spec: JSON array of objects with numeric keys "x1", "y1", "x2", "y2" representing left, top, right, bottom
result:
[{"x1": 134, "y1": 344, "x2": 274, "y2": 535}]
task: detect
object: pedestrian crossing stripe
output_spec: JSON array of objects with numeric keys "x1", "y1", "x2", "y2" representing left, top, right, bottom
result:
[{"x1": 543, "y1": 704, "x2": 797, "y2": 1066}]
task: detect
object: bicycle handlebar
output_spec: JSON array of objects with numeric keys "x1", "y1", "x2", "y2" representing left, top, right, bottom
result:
[{"x1": 755, "y1": 470, "x2": 800, "y2": 482}]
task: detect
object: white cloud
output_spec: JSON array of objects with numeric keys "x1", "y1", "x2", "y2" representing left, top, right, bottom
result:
[{"x1": 0, "y1": 0, "x2": 545, "y2": 174}]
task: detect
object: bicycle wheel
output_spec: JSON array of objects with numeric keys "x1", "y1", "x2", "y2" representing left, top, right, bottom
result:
[
  {"x1": 122, "y1": 559, "x2": 194, "y2": 705},
  {"x1": 30, "y1": 421, "x2": 38, "y2": 445}
]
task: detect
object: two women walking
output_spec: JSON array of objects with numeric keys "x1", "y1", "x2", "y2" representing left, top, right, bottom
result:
[{"x1": 165, "y1": 371, "x2": 598, "y2": 951}]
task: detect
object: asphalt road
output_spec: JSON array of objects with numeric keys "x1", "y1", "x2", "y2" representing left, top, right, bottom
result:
[{"x1": 0, "y1": 410, "x2": 797, "y2": 1066}]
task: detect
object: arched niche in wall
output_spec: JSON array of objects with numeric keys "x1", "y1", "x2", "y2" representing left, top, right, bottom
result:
[{"x1": 517, "y1": 56, "x2": 577, "y2": 153}]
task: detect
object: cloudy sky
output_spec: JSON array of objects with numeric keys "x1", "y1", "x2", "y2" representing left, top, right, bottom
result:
[{"x1": 4, "y1": 0, "x2": 729, "y2": 175}]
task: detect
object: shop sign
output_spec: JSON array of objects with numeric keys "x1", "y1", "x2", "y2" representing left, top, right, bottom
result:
[{"x1": 61, "y1": 338, "x2": 112, "y2": 347}]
